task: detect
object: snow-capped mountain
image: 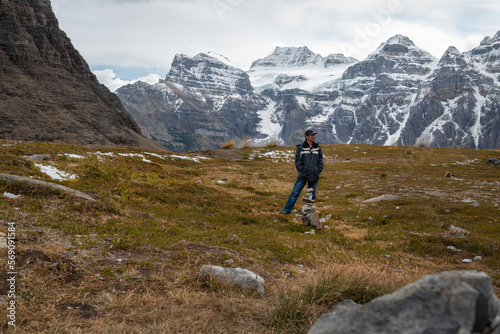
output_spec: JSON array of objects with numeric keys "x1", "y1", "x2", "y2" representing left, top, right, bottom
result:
[
  {"x1": 248, "y1": 46, "x2": 357, "y2": 93},
  {"x1": 116, "y1": 32, "x2": 500, "y2": 152},
  {"x1": 304, "y1": 34, "x2": 439, "y2": 146},
  {"x1": 398, "y1": 32, "x2": 500, "y2": 148},
  {"x1": 165, "y1": 52, "x2": 253, "y2": 95}
]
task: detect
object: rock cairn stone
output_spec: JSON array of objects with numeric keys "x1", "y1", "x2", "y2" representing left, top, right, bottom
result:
[{"x1": 301, "y1": 188, "x2": 322, "y2": 230}]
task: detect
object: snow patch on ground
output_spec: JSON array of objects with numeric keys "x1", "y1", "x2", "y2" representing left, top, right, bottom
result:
[
  {"x1": 35, "y1": 164, "x2": 77, "y2": 181},
  {"x1": 90, "y1": 151, "x2": 209, "y2": 164},
  {"x1": 260, "y1": 150, "x2": 295, "y2": 163},
  {"x1": 61, "y1": 153, "x2": 86, "y2": 159},
  {"x1": 3, "y1": 192, "x2": 22, "y2": 199},
  {"x1": 167, "y1": 155, "x2": 209, "y2": 163},
  {"x1": 118, "y1": 153, "x2": 152, "y2": 163}
]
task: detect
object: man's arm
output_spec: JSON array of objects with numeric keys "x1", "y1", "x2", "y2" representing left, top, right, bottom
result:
[
  {"x1": 295, "y1": 145, "x2": 304, "y2": 172},
  {"x1": 318, "y1": 147, "x2": 324, "y2": 173}
]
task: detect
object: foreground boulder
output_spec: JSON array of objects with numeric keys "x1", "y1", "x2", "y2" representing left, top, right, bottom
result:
[
  {"x1": 199, "y1": 265, "x2": 265, "y2": 297},
  {"x1": 309, "y1": 270, "x2": 500, "y2": 334}
]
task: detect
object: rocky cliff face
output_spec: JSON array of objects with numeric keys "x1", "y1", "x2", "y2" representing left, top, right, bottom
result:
[
  {"x1": 117, "y1": 53, "x2": 269, "y2": 151},
  {"x1": 166, "y1": 52, "x2": 253, "y2": 95},
  {"x1": 0, "y1": 0, "x2": 161, "y2": 149},
  {"x1": 117, "y1": 33, "x2": 500, "y2": 151},
  {"x1": 398, "y1": 33, "x2": 500, "y2": 149}
]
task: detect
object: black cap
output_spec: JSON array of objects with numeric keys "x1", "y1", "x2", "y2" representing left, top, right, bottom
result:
[{"x1": 305, "y1": 129, "x2": 317, "y2": 136}]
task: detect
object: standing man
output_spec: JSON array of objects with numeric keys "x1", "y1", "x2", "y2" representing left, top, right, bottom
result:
[{"x1": 279, "y1": 129, "x2": 324, "y2": 214}]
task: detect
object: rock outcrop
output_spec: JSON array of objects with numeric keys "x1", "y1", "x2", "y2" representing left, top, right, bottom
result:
[
  {"x1": 0, "y1": 173, "x2": 94, "y2": 201},
  {"x1": 308, "y1": 270, "x2": 500, "y2": 334},
  {"x1": 0, "y1": 0, "x2": 162, "y2": 150}
]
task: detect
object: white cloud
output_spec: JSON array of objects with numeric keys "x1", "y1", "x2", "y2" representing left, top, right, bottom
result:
[
  {"x1": 93, "y1": 69, "x2": 161, "y2": 92},
  {"x1": 54, "y1": 0, "x2": 500, "y2": 88}
]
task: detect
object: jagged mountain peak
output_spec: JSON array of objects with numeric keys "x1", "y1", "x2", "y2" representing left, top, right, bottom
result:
[
  {"x1": 323, "y1": 53, "x2": 358, "y2": 67},
  {"x1": 438, "y1": 46, "x2": 464, "y2": 65},
  {"x1": 165, "y1": 52, "x2": 252, "y2": 94},
  {"x1": 272, "y1": 46, "x2": 316, "y2": 58},
  {"x1": 480, "y1": 30, "x2": 500, "y2": 46},
  {"x1": 206, "y1": 51, "x2": 236, "y2": 67},
  {"x1": 175, "y1": 52, "x2": 237, "y2": 69},
  {"x1": 386, "y1": 34, "x2": 415, "y2": 46},
  {"x1": 343, "y1": 35, "x2": 436, "y2": 79},
  {"x1": 368, "y1": 34, "x2": 435, "y2": 60},
  {"x1": 276, "y1": 45, "x2": 312, "y2": 53},
  {"x1": 434, "y1": 46, "x2": 470, "y2": 77},
  {"x1": 467, "y1": 31, "x2": 500, "y2": 78},
  {"x1": 250, "y1": 46, "x2": 323, "y2": 68},
  {"x1": 444, "y1": 46, "x2": 461, "y2": 55}
]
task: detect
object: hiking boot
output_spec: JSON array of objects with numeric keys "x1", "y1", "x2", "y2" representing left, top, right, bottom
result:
[{"x1": 278, "y1": 210, "x2": 289, "y2": 215}]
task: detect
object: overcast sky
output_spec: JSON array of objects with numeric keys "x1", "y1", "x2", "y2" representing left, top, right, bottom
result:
[{"x1": 53, "y1": 0, "x2": 500, "y2": 91}]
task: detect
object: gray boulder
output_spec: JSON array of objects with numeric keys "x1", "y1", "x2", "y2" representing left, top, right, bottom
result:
[
  {"x1": 329, "y1": 299, "x2": 360, "y2": 313},
  {"x1": 487, "y1": 158, "x2": 500, "y2": 166},
  {"x1": 308, "y1": 270, "x2": 500, "y2": 334},
  {"x1": 199, "y1": 265, "x2": 265, "y2": 297}
]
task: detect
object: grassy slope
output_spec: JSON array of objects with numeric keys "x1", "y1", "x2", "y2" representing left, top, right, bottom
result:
[{"x1": 0, "y1": 141, "x2": 499, "y2": 333}]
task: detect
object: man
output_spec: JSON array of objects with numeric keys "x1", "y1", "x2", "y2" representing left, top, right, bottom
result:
[{"x1": 279, "y1": 129, "x2": 324, "y2": 214}]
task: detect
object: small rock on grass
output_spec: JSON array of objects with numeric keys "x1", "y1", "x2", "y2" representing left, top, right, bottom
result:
[{"x1": 199, "y1": 265, "x2": 265, "y2": 297}]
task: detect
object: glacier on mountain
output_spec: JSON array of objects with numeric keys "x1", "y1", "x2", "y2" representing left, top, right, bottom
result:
[{"x1": 248, "y1": 46, "x2": 357, "y2": 93}]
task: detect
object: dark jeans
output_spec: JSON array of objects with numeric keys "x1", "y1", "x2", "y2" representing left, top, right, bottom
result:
[{"x1": 282, "y1": 178, "x2": 318, "y2": 214}]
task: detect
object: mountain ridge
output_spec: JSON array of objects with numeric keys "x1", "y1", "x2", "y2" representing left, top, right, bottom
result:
[{"x1": 117, "y1": 32, "x2": 500, "y2": 151}]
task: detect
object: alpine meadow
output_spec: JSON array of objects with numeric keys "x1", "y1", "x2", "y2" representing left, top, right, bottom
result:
[{"x1": 1, "y1": 140, "x2": 500, "y2": 333}]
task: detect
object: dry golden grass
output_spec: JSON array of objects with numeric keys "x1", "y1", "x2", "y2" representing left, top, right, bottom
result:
[{"x1": 0, "y1": 140, "x2": 499, "y2": 333}]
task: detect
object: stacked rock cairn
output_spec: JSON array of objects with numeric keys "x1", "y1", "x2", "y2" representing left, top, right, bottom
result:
[{"x1": 301, "y1": 188, "x2": 322, "y2": 229}]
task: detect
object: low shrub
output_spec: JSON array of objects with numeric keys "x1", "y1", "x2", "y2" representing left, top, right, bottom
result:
[{"x1": 221, "y1": 140, "x2": 236, "y2": 149}]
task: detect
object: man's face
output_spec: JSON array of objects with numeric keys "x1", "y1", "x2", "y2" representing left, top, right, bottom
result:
[{"x1": 306, "y1": 134, "x2": 316, "y2": 140}]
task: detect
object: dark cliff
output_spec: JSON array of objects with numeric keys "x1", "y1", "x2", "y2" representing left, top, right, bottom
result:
[{"x1": 0, "y1": 0, "x2": 163, "y2": 149}]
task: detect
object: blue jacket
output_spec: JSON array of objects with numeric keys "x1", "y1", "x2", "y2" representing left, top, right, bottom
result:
[{"x1": 295, "y1": 140, "x2": 324, "y2": 181}]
